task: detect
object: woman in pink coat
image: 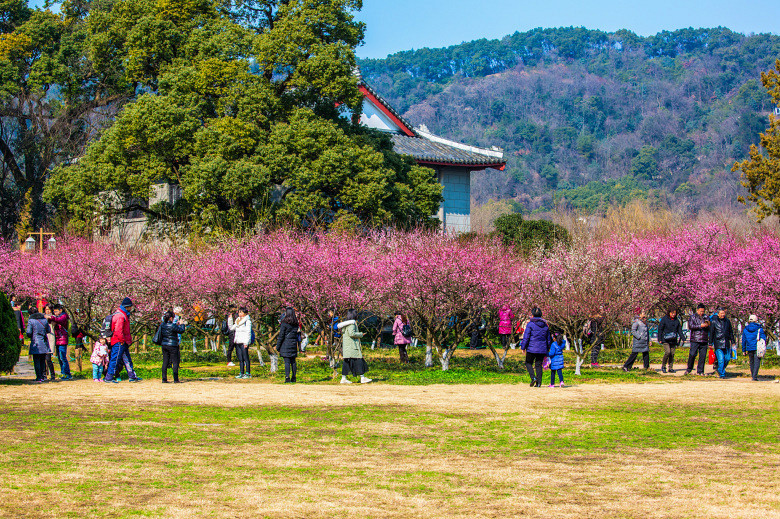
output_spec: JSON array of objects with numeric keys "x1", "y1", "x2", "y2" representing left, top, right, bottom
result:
[
  {"x1": 498, "y1": 304, "x2": 515, "y2": 350},
  {"x1": 392, "y1": 313, "x2": 412, "y2": 364}
]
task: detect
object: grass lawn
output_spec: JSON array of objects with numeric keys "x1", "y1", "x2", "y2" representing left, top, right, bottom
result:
[{"x1": 0, "y1": 374, "x2": 779, "y2": 518}]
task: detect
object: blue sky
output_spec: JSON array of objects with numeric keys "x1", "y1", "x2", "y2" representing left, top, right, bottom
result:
[{"x1": 355, "y1": 0, "x2": 780, "y2": 59}]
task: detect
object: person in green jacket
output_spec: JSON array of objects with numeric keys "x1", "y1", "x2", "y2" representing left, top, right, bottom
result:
[{"x1": 337, "y1": 309, "x2": 372, "y2": 384}]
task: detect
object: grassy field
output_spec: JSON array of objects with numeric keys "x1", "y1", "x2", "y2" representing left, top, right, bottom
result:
[{"x1": 1, "y1": 367, "x2": 779, "y2": 518}]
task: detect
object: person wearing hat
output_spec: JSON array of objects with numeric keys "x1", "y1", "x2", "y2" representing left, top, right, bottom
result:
[
  {"x1": 104, "y1": 297, "x2": 142, "y2": 383},
  {"x1": 741, "y1": 315, "x2": 766, "y2": 382}
]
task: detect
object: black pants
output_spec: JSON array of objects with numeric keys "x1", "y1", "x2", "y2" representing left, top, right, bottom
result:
[
  {"x1": 470, "y1": 328, "x2": 483, "y2": 349},
  {"x1": 525, "y1": 352, "x2": 545, "y2": 382},
  {"x1": 397, "y1": 343, "x2": 409, "y2": 363},
  {"x1": 162, "y1": 346, "x2": 180, "y2": 382},
  {"x1": 624, "y1": 351, "x2": 650, "y2": 370},
  {"x1": 235, "y1": 343, "x2": 250, "y2": 375},
  {"x1": 590, "y1": 342, "x2": 600, "y2": 364},
  {"x1": 747, "y1": 351, "x2": 761, "y2": 380},
  {"x1": 45, "y1": 353, "x2": 55, "y2": 379},
  {"x1": 687, "y1": 342, "x2": 708, "y2": 374},
  {"x1": 283, "y1": 356, "x2": 297, "y2": 382},
  {"x1": 226, "y1": 332, "x2": 236, "y2": 362},
  {"x1": 32, "y1": 354, "x2": 46, "y2": 380},
  {"x1": 500, "y1": 334, "x2": 511, "y2": 349}
]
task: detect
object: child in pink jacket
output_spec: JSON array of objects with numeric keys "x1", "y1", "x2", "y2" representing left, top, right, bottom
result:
[{"x1": 90, "y1": 337, "x2": 109, "y2": 381}]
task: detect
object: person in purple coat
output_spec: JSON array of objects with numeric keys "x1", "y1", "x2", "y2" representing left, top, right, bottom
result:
[{"x1": 521, "y1": 307, "x2": 552, "y2": 387}]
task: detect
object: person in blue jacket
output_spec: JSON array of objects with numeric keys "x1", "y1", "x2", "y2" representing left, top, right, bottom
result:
[
  {"x1": 741, "y1": 314, "x2": 766, "y2": 382},
  {"x1": 548, "y1": 333, "x2": 566, "y2": 388}
]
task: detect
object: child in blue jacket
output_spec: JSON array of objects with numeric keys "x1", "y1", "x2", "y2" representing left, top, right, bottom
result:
[{"x1": 548, "y1": 333, "x2": 566, "y2": 387}]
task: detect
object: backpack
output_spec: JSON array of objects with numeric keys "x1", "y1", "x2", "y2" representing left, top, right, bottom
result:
[
  {"x1": 221, "y1": 319, "x2": 229, "y2": 336},
  {"x1": 756, "y1": 328, "x2": 766, "y2": 359},
  {"x1": 101, "y1": 313, "x2": 115, "y2": 338},
  {"x1": 249, "y1": 328, "x2": 256, "y2": 345},
  {"x1": 401, "y1": 323, "x2": 413, "y2": 338}
]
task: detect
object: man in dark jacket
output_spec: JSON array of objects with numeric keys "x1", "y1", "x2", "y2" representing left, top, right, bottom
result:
[
  {"x1": 685, "y1": 304, "x2": 710, "y2": 376},
  {"x1": 657, "y1": 309, "x2": 683, "y2": 373},
  {"x1": 521, "y1": 307, "x2": 552, "y2": 387},
  {"x1": 709, "y1": 307, "x2": 735, "y2": 379},
  {"x1": 586, "y1": 315, "x2": 603, "y2": 367}
]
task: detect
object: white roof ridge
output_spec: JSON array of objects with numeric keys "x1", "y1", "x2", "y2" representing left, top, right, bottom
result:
[{"x1": 414, "y1": 126, "x2": 504, "y2": 159}]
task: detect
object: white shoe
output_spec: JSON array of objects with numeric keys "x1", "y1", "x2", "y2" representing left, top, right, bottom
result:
[
  {"x1": 227, "y1": 362, "x2": 235, "y2": 367},
  {"x1": 360, "y1": 376, "x2": 372, "y2": 384},
  {"x1": 340, "y1": 377, "x2": 352, "y2": 384}
]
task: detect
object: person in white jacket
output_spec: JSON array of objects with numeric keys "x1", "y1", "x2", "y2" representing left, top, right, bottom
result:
[{"x1": 228, "y1": 307, "x2": 253, "y2": 379}]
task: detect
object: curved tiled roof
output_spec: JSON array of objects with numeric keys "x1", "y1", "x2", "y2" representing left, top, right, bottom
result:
[{"x1": 391, "y1": 134, "x2": 505, "y2": 168}]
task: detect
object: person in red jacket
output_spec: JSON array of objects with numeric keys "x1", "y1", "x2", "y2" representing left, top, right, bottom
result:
[
  {"x1": 104, "y1": 298, "x2": 142, "y2": 383},
  {"x1": 48, "y1": 304, "x2": 73, "y2": 380}
]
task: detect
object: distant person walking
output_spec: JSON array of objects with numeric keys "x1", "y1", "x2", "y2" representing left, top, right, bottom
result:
[
  {"x1": 586, "y1": 314, "x2": 603, "y2": 368},
  {"x1": 392, "y1": 312, "x2": 412, "y2": 364},
  {"x1": 741, "y1": 314, "x2": 766, "y2": 382},
  {"x1": 276, "y1": 307, "x2": 301, "y2": 383},
  {"x1": 685, "y1": 304, "x2": 710, "y2": 376},
  {"x1": 709, "y1": 307, "x2": 735, "y2": 379},
  {"x1": 228, "y1": 307, "x2": 252, "y2": 379},
  {"x1": 623, "y1": 310, "x2": 650, "y2": 371},
  {"x1": 339, "y1": 309, "x2": 371, "y2": 384},
  {"x1": 160, "y1": 309, "x2": 187, "y2": 383},
  {"x1": 48, "y1": 304, "x2": 72, "y2": 380},
  {"x1": 104, "y1": 298, "x2": 142, "y2": 383},
  {"x1": 657, "y1": 308, "x2": 683, "y2": 373},
  {"x1": 521, "y1": 307, "x2": 552, "y2": 388},
  {"x1": 26, "y1": 311, "x2": 52, "y2": 383}
]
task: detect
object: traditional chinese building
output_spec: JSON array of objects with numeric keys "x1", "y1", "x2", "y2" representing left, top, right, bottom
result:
[{"x1": 357, "y1": 80, "x2": 506, "y2": 233}]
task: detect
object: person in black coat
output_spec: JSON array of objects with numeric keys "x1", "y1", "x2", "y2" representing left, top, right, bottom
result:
[
  {"x1": 276, "y1": 307, "x2": 301, "y2": 383},
  {"x1": 657, "y1": 308, "x2": 683, "y2": 373},
  {"x1": 159, "y1": 309, "x2": 187, "y2": 383}
]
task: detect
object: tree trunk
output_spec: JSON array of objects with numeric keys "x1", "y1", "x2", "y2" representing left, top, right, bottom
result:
[
  {"x1": 424, "y1": 330, "x2": 434, "y2": 367},
  {"x1": 440, "y1": 347, "x2": 454, "y2": 371},
  {"x1": 270, "y1": 353, "x2": 278, "y2": 373},
  {"x1": 192, "y1": 337, "x2": 197, "y2": 353},
  {"x1": 574, "y1": 339, "x2": 584, "y2": 375}
]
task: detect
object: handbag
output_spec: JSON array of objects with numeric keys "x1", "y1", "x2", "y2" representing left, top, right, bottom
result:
[
  {"x1": 542, "y1": 356, "x2": 551, "y2": 370},
  {"x1": 152, "y1": 324, "x2": 163, "y2": 345},
  {"x1": 707, "y1": 348, "x2": 715, "y2": 365},
  {"x1": 756, "y1": 329, "x2": 766, "y2": 358}
]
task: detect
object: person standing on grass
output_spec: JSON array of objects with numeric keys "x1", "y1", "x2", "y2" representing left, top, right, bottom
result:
[
  {"x1": 47, "y1": 304, "x2": 72, "y2": 380},
  {"x1": 26, "y1": 311, "x2": 52, "y2": 383},
  {"x1": 339, "y1": 309, "x2": 371, "y2": 384},
  {"x1": 741, "y1": 315, "x2": 766, "y2": 382},
  {"x1": 657, "y1": 308, "x2": 683, "y2": 373},
  {"x1": 685, "y1": 304, "x2": 710, "y2": 376},
  {"x1": 160, "y1": 309, "x2": 187, "y2": 383},
  {"x1": 548, "y1": 333, "x2": 566, "y2": 388},
  {"x1": 104, "y1": 298, "x2": 142, "y2": 383},
  {"x1": 277, "y1": 307, "x2": 300, "y2": 383},
  {"x1": 623, "y1": 310, "x2": 650, "y2": 371},
  {"x1": 90, "y1": 336, "x2": 109, "y2": 381},
  {"x1": 392, "y1": 312, "x2": 412, "y2": 364},
  {"x1": 498, "y1": 304, "x2": 515, "y2": 351},
  {"x1": 228, "y1": 307, "x2": 252, "y2": 379},
  {"x1": 223, "y1": 304, "x2": 237, "y2": 367},
  {"x1": 585, "y1": 314, "x2": 603, "y2": 368},
  {"x1": 709, "y1": 307, "x2": 735, "y2": 379},
  {"x1": 42, "y1": 305, "x2": 56, "y2": 381},
  {"x1": 521, "y1": 307, "x2": 552, "y2": 388}
]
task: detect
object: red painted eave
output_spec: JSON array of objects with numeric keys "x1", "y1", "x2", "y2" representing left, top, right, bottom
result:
[{"x1": 358, "y1": 85, "x2": 416, "y2": 137}]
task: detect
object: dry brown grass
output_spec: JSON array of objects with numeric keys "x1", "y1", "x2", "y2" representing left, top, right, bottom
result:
[{"x1": 1, "y1": 381, "x2": 779, "y2": 518}]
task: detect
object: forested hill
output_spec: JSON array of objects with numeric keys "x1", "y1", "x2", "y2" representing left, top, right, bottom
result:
[{"x1": 358, "y1": 27, "x2": 780, "y2": 214}]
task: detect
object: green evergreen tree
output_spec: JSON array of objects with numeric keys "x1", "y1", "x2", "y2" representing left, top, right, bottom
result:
[{"x1": 0, "y1": 292, "x2": 21, "y2": 373}]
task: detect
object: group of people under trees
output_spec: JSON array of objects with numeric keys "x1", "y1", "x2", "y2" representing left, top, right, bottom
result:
[{"x1": 14, "y1": 292, "x2": 771, "y2": 385}]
